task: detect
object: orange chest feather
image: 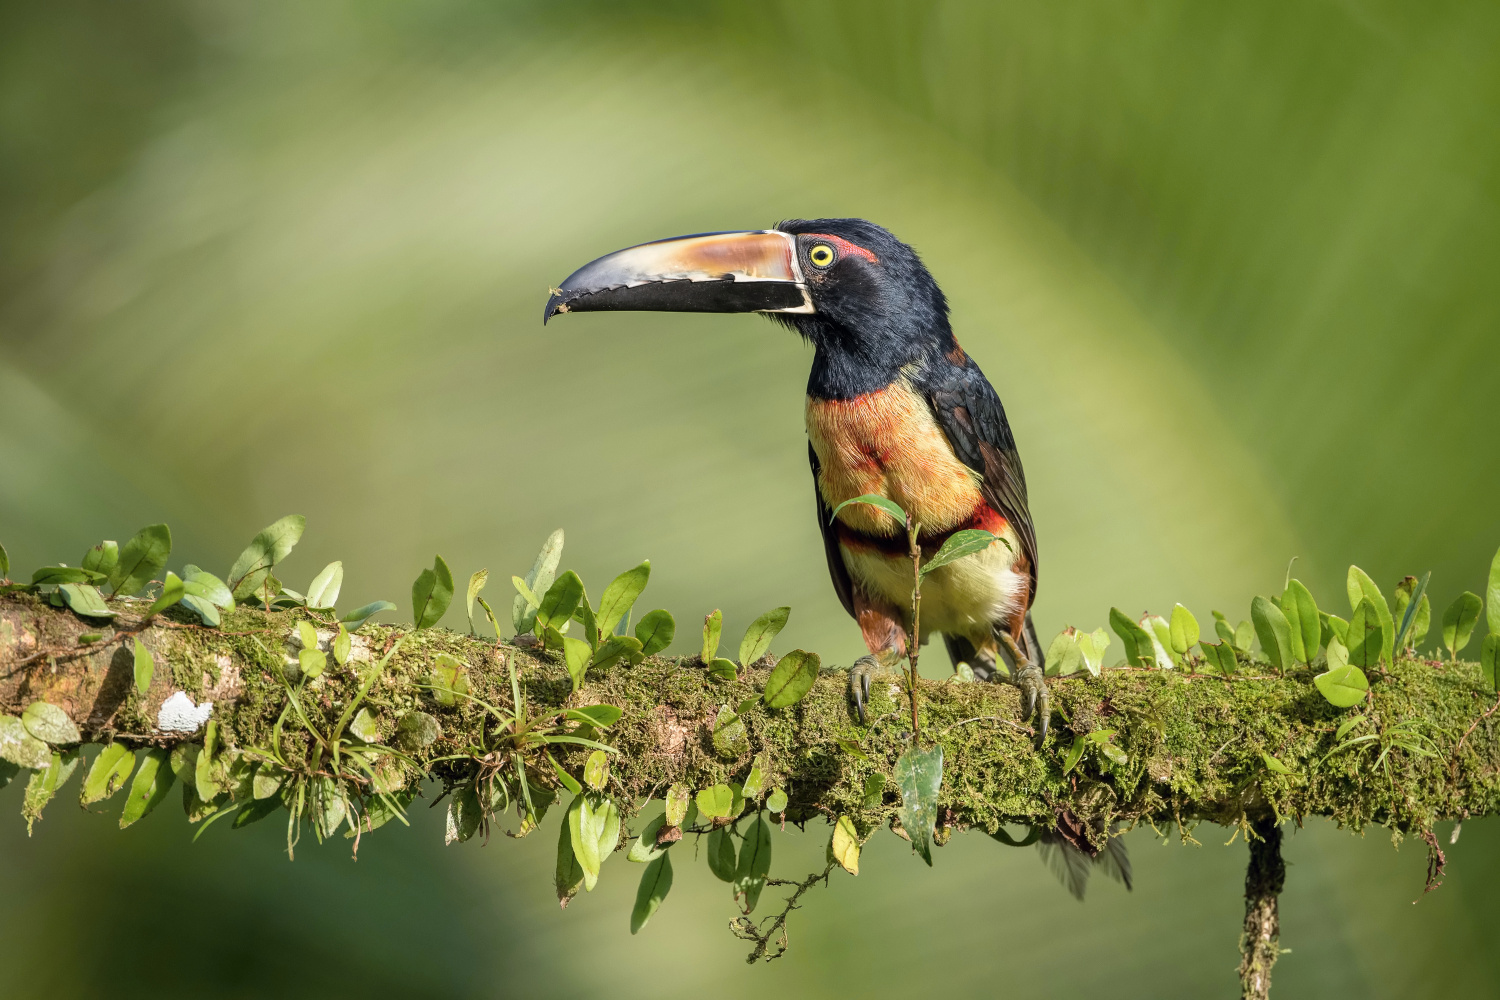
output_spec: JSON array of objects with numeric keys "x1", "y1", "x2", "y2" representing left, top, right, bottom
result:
[{"x1": 806, "y1": 381, "x2": 985, "y2": 537}]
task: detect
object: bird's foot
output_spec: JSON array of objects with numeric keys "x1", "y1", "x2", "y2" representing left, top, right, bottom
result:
[
  {"x1": 848, "y1": 654, "x2": 900, "y2": 724},
  {"x1": 998, "y1": 633, "x2": 1050, "y2": 744}
]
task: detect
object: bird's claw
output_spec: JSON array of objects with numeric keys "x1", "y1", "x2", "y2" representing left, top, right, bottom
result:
[
  {"x1": 848, "y1": 655, "x2": 878, "y2": 724},
  {"x1": 1017, "y1": 661, "x2": 1049, "y2": 744}
]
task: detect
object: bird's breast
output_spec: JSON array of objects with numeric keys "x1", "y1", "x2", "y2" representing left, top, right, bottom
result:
[{"x1": 806, "y1": 380, "x2": 987, "y2": 538}]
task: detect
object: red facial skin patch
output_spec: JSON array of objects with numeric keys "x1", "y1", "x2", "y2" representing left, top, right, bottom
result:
[{"x1": 803, "y1": 234, "x2": 879, "y2": 265}]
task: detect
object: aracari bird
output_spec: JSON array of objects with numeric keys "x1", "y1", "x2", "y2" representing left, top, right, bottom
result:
[{"x1": 544, "y1": 220, "x2": 1048, "y2": 736}]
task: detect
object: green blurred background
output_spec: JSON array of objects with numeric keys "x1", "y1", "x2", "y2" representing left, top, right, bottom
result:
[{"x1": 3, "y1": 1, "x2": 1499, "y2": 995}]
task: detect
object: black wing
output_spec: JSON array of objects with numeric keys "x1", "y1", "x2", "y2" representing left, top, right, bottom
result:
[
  {"x1": 809, "y1": 443, "x2": 856, "y2": 620},
  {"x1": 927, "y1": 363, "x2": 1039, "y2": 604}
]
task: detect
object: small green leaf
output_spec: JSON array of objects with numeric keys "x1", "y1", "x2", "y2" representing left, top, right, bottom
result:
[
  {"x1": 341, "y1": 600, "x2": 396, "y2": 631},
  {"x1": 574, "y1": 590, "x2": 599, "y2": 650},
  {"x1": 739, "y1": 606, "x2": 790, "y2": 665},
  {"x1": 598, "y1": 561, "x2": 651, "y2": 637},
  {"x1": 535, "y1": 569, "x2": 584, "y2": 636},
  {"x1": 1062, "y1": 735, "x2": 1086, "y2": 774},
  {"x1": 1168, "y1": 605, "x2": 1200, "y2": 657},
  {"x1": 630, "y1": 853, "x2": 673, "y2": 933},
  {"x1": 82, "y1": 540, "x2": 119, "y2": 578},
  {"x1": 1442, "y1": 592, "x2": 1483, "y2": 659},
  {"x1": 741, "y1": 765, "x2": 765, "y2": 801},
  {"x1": 427, "y1": 653, "x2": 470, "y2": 706},
  {"x1": 1314, "y1": 662, "x2": 1370, "y2": 708},
  {"x1": 735, "y1": 814, "x2": 773, "y2": 912},
  {"x1": 511, "y1": 575, "x2": 540, "y2": 608},
  {"x1": 23, "y1": 749, "x2": 81, "y2": 832},
  {"x1": 23, "y1": 701, "x2": 79, "y2": 745},
  {"x1": 77, "y1": 632, "x2": 103, "y2": 645},
  {"x1": 1077, "y1": 628, "x2": 1109, "y2": 676},
  {"x1": 305, "y1": 561, "x2": 344, "y2": 609},
  {"x1": 108, "y1": 523, "x2": 172, "y2": 598},
  {"x1": 835, "y1": 737, "x2": 867, "y2": 760},
  {"x1": 119, "y1": 748, "x2": 175, "y2": 829},
  {"x1": 665, "y1": 784, "x2": 690, "y2": 826},
  {"x1": 1347, "y1": 598, "x2": 1386, "y2": 670},
  {"x1": 513, "y1": 529, "x2": 564, "y2": 634},
  {"x1": 707, "y1": 826, "x2": 738, "y2": 881},
  {"x1": 1489, "y1": 545, "x2": 1500, "y2": 637},
  {"x1": 132, "y1": 638, "x2": 154, "y2": 695},
  {"x1": 58, "y1": 583, "x2": 114, "y2": 619},
  {"x1": 563, "y1": 637, "x2": 592, "y2": 693},
  {"x1": 182, "y1": 566, "x2": 233, "y2": 609},
  {"x1": 1043, "y1": 628, "x2": 1080, "y2": 677},
  {"x1": 81, "y1": 744, "x2": 135, "y2": 805},
  {"x1": 830, "y1": 815, "x2": 860, "y2": 875},
  {"x1": 296, "y1": 620, "x2": 318, "y2": 650},
  {"x1": 1347, "y1": 566, "x2": 1395, "y2": 666},
  {"x1": 411, "y1": 555, "x2": 455, "y2": 630},
  {"x1": 701, "y1": 609, "x2": 722, "y2": 662},
  {"x1": 711, "y1": 705, "x2": 748, "y2": 758},
  {"x1": 1251, "y1": 596, "x2": 1294, "y2": 671},
  {"x1": 1142, "y1": 613, "x2": 1177, "y2": 668},
  {"x1": 566, "y1": 704, "x2": 623, "y2": 729},
  {"x1": 1234, "y1": 620, "x2": 1255, "y2": 653},
  {"x1": 227, "y1": 515, "x2": 304, "y2": 601},
  {"x1": 635, "y1": 609, "x2": 676, "y2": 656},
  {"x1": 466, "y1": 569, "x2": 489, "y2": 632},
  {"x1": 766, "y1": 787, "x2": 788, "y2": 814},
  {"x1": 1109, "y1": 608, "x2": 1154, "y2": 668},
  {"x1": 145, "y1": 571, "x2": 186, "y2": 617},
  {"x1": 920, "y1": 529, "x2": 1011, "y2": 579},
  {"x1": 1334, "y1": 714, "x2": 1367, "y2": 741},
  {"x1": 0, "y1": 716, "x2": 51, "y2": 769},
  {"x1": 762, "y1": 649, "x2": 819, "y2": 708},
  {"x1": 252, "y1": 766, "x2": 285, "y2": 800},
  {"x1": 332, "y1": 624, "x2": 351, "y2": 667},
  {"x1": 861, "y1": 773, "x2": 884, "y2": 808},
  {"x1": 394, "y1": 711, "x2": 440, "y2": 752},
  {"x1": 584, "y1": 750, "x2": 610, "y2": 792},
  {"x1": 299, "y1": 647, "x2": 326, "y2": 681},
  {"x1": 590, "y1": 634, "x2": 643, "y2": 670},
  {"x1": 1393, "y1": 574, "x2": 1432, "y2": 653},
  {"x1": 829, "y1": 493, "x2": 908, "y2": 527},
  {"x1": 1482, "y1": 635, "x2": 1500, "y2": 694},
  {"x1": 1323, "y1": 613, "x2": 1350, "y2": 647},
  {"x1": 696, "y1": 783, "x2": 735, "y2": 820},
  {"x1": 0, "y1": 540, "x2": 8, "y2": 578},
  {"x1": 708, "y1": 657, "x2": 738, "y2": 682},
  {"x1": 1281, "y1": 580, "x2": 1320, "y2": 665},
  {"x1": 349, "y1": 708, "x2": 380, "y2": 743},
  {"x1": 896, "y1": 745, "x2": 943, "y2": 866},
  {"x1": 1260, "y1": 752, "x2": 1293, "y2": 775},
  {"x1": 629, "y1": 813, "x2": 668, "y2": 863},
  {"x1": 31, "y1": 565, "x2": 107, "y2": 587}
]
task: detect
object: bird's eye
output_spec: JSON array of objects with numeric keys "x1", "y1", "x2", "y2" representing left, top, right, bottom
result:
[{"x1": 808, "y1": 243, "x2": 835, "y2": 268}]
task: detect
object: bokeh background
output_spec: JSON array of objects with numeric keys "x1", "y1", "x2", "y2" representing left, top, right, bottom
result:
[{"x1": 3, "y1": 1, "x2": 1499, "y2": 996}]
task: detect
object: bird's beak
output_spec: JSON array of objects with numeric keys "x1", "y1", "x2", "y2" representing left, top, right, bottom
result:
[{"x1": 543, "y1": 230, "x2": 813, "y2": 323}]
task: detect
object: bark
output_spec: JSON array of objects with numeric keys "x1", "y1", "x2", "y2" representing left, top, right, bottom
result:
[{"x1": 1238, "y1": 816, "x2": 1284, "y2": 999}]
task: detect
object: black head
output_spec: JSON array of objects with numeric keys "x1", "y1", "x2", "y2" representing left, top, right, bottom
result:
[{"x1": 542, "y1": 218, "x2": 958, "y2": 397}]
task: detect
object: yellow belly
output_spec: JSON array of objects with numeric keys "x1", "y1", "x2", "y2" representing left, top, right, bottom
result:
[
  {"x1": 805, "y1": 380, "x2": 983, "y2": 537},
  {"x1": 841, "y1": 536, "x2": 1026, "y2": 647}
]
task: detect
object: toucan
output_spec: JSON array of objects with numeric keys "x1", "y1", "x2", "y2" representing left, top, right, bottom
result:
[{"x1": 544, "y1": 221, "x2": 1047, "y2": 736}]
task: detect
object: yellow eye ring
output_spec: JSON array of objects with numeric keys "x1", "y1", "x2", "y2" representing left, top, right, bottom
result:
[{"x1": 808, "y1": 244, "x2": 835, "y2": 268}]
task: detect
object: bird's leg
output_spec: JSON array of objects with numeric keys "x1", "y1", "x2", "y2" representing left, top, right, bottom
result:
[
  {"x1": 849, "y1": 595, "x2": 908, "y2": 724},
  {"x1": 998, "y1": 630, "x2": 1049, "y2": 743}
]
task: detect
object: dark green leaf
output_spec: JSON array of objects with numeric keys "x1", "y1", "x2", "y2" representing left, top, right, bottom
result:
[
  {"x1": 107, "y1": 523, "x2": 172, "y2": 598},
  {"x1": 23, "y1": 701, "x2": 80, "y2": 745},
  {"x1": 31, "y1": 565, "x2": 106, "y2": 586},
  {"x1": 1062, "y1": 736, "x2": 1086, "y2": 774},
  {"x1": 340, "y1": 600, "x2": 397, "y2": 630},
  {"x1": 59, "y1": 583, "x2": 114, "y2": 619},
  {"x1": 590, "y1": 633, "x2": 643, "y2": 670},
  {"x1": 1393, "y1": 572, "x2": 1431, "y2": 654},
  {"x1": 1261, "y1": 752, "x2": 1293, "y2": 774},
  {"x1": 513, "y1": 529, "x2": 564, "y2": 634},
  {"x1": 706, "y1": 827, "x2": 738, "y2": 882},
  {"x1": 701, "y1": 609, "x2": 722, "y2": 662},
  {"x1": 735, "y1": 815, "x2": 773, "y2": 912},
  {"x1": 630, "y1": 853, "x2": 673, "y2": 933},
  {"x1": 574, "y1": 588, "x2": 599, "y2": 650},
  {"x1": 1168, "y1": 605, "x2": 1199, "y2": 657},
  {"x1": 1109, "y1": 607, "x2": 1154, "y2": 667},
  {"x1": 119, "y1": 748, "x2": 175, "y2": 828},
  {"x1": 562, "y1": 636, "x2": 591, "y2": 693},
  {"x1": 1441, "y1": 592, "x2": 1482, "y2": 659},
  {"x1": 635, "y1": 609, "x2": 676, "y2": 656},
  {"x1": 708, "y1": 657, "x2": 738, "y2": 682},
  {"x1": 762, "y1": 649, "x2": 819, "y2": 708},
  {"x1": 1482, "y1": 635, "x2": 1500, "y2": 694},
  {"x1": 227, "y1": 515, "x2": 304, "y2": 601},
  {"x1": 1281, "y1": 580, "x2": 1320, "y2": 665},
  {"x1": 82, "y1": 541, "x2": 119, "y2": 579},
  {"x1": 81, "y1": 744, "x2": 135, "y2": 805},
  {"x1": 829, "y1": 493, "x2": 907, "y2": 527},
  {"x1": 1346, "y1": 566, "x2": 1395, "y2": 666},
  {"x1": 1251, "y1": 595, "x2": 1293, "y2": 671},
  {"x1": 598, "y1": 561, "x2": 651, "y2": 637},
  {"x1": 738, "y1": 606, "x2": 790, "y2": 665},
  {"x1": 628, "y1": 813, "x2": 668, "y2": 863},
  {"x1": 1314, "y1": 663, "x2": 1370, "y2": 707},
  {"x1": 305, "y1": 561, "x2": 344, "y2": 609},
  {"x1": 896, "y1": 745, "x2": 943, "y2": 866},
  {"x1": 920, "y1": 529, "x2": 1009, "y2": 578},
  {"x1": 411, "y1": 555, "x2": 455, "y2": 630},
  {"x1": 554, "y1": 810, "x2": 585, "y2": 906},
  {"x1": 536, "y1": 569, "x2": 584, "y2": 635}
]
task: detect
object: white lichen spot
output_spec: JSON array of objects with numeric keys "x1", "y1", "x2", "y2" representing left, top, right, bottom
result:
[{"x1": 157, "y1": 691, "x2": 213, "y2": 733}]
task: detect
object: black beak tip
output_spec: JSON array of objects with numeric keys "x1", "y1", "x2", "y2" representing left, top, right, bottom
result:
[{"x1": 542, "y1": 290, "x2": 568, "y2": 325}]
